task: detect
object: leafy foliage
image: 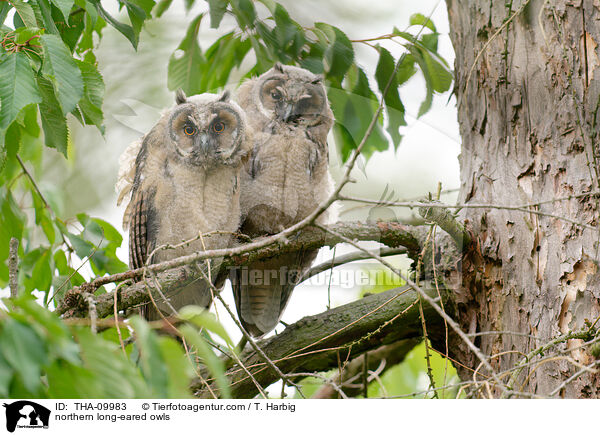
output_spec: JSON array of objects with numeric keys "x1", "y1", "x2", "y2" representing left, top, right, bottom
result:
[
  {"x1": 167, "y1": 0, "x2": 452, "y2": 160},
  {"x1": 0, "y1": 0, "x2": 454, "y2": 399},
  {"x1": 0, "y1": 295, "x2": 238, "y2": 398}
]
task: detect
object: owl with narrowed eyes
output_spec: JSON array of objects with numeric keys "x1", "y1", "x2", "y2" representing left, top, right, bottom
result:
[
  {"x1": 117, "y1": 90, "x2": 251, "y2": 320},
  {"x1": 231, "y1": 63, "x2": 335, "y2": 337}
]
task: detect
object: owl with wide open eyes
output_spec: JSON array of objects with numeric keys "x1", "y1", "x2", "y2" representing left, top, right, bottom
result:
[
  {"x1": 232, "y1": 63, "x2": 335, "y2": 337},
  {"x1": 117, "y1": 90, "x2": 251, "y2": 320}
]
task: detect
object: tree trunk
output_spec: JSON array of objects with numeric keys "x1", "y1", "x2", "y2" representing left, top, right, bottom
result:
[{"x1": 446, "y1": 0, "x2": 600, "y2": 397}]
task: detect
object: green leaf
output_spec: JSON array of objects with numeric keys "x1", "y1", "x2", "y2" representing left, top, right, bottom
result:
[
  {"x1": 248, "y1": 35, "x2": 273, "y2": 73},
  {"x1": 207, "y1": 0, "x2": 228, "y2": 28},
  {"x1": 5, "y1": 121, "x2": 22, "y2": 161},
  {"x1": 52, "y1": 249, "x2": 85, "y2": 298},
  {"x1": 50, "y1": 0, "x2": 75, "y2": 21},
  {"x1": 154, "y1": 0, "x2": 172, "y2": 17},
  {"x1": 418, "y1": 49, "x2": 452, "y2": 93},
  {"x1": 168, "y1": 14, "x2": 205, "y2": 94},
  {"x1": 154, "y1": 0, "x2": 173, "y2": 18},
  {"x1": 0, "y1": 52, "x2": 42, "y2": 129},
  {"x1": 418, "y1": 82, "x2": 433, "y2": 117},
  {"x1": 12, "y1": 0, "x2": 38, "y2": 28},
  {"x1": 408, "y1": 45, "x2": 452, "y2": 117},
  {"x1": 158, "y1": 338, "x2": 194, "y2": 398},
  {"x1": 130, "y1": 317, "x2": 170, "y2": 396},
  {"x1": 129, "y1": 0, "x2": 155, "y2": 15},
  {"x1": 75, "y1": 327, "x2": 152, "y2": 398},
  {"x1": 37, "y1": 0, "x2": 60, "y2": 35},
  {"x1": 396, "y1": 53, "x2": 416, "y2": 85},
  {"x1": 328, "y1": 73, "x2": 388, "y2": 161},
  {"x1": 21, "y1": 103, "x2": 40, "y2": 136},
  {"x1": 0, "y1": 189, "x2": 26, "y2": 248},
  {"x1": 255, "y1": 0, "x2": 275, "y2": 13},
  {"x1": 0, "y1": 319, "x2": 48, "y2": 393},
  {"x1": 179, "y1": 324, "x2": 231, "y2": 398},
  {"x1": 409, "y1": 13, "x2": 436, "y2": 32},
  {"x1": 200, "y1": 32, "x2": 251, "y2": 91},
  {"x1": 30, "y1": 247, "x2": 53, "y2": 293},
  {"x1": 75, "y1": 60, "x2": 104, "y2": 129},
  {"x1": 14, "y1": 26, "x2": 43, "y2": 44},
  {"x1": 40, "y1": 34, "x2": 84, "y2": 114},
  {"x1": 10, "y1": 296, "x2": 80, "y2": 364},
  {"x1": 37, "y1": 76, "x2": 69, "y2": 155},
  {"x1": 230, "y1": 0, "x2": 255, "y2": 29},
  {"x1": 45, "y1": 360, "x2": 99, "y2": 398},
  {"x1": 91, "y1": 217, "x2": 123, "y2": 245},
  {"x1": 0, "y1": 2, "x2": 11, "y2": 25},
  {"x1": 0, "y1": 351, "x2": 13, "y2": 397},
  {"x1": 66, "y1": 231, "x2": 95, "y2": 258},
  {"x1": 121, "y1": 0, "x2": 149, "y2": 43},
  {"x1": 421, "y1": 33, "x2": 438, "y2": 52},
  {"x1": 89, "y1": 0, "x2": 137, "y2": 49},
  {"x1": 314, "y1": 23, "x2": 353, "y2": 78},
  {"x1": 178, "y1": 306, "x2": 234, "y2": 347},
  {"x1": 55, "y1": 3, "x2": 85, "y2": 51},
  {"x1": 375, "y1": 46, "x2": 405, "y2": 147},
  {"x1": 272, "y1": 4, "x2": 304, "y2": 59}
]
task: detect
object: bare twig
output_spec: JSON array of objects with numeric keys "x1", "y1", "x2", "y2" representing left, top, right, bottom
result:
[
  {"x1": 301, "y1": 247, "x2": 407, "y2": 283},
  {"x1": 85, "y1": 294, "x2": 97, "y2": 334},
  {"x1": 502, "y1": 329, "x2": 596, "y2": 398},
  {"x1": 312, "y1": 339, "x2": 420, "y2": 399},
  {"x1": 196, "y1": 268, "x2": 304, "y2": 398},
  {"x1": 341, "y1": 194, "x2": 600, "y2": 232}
]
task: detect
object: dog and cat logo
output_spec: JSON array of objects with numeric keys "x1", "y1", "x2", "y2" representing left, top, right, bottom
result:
[{"x1": 2, "y1": 401, "x2": 50, "y2": 432}]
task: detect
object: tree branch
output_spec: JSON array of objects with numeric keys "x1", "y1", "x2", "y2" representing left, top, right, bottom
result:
[
  {"x1": 57, "y1": 221, "x2": 422, "y2": 318},
  {"x1": 191, "y1": 284, "x2": 447, "y2": 398},
  {"x1": 301, "y1": 247, "x2": 407, "y2": 283},
  {"x1": 9, "y1": 237, "x2": 19, "y2": 299},
  {"x1": 419, "y1": 201, "x2": 472, "y2": 247}
]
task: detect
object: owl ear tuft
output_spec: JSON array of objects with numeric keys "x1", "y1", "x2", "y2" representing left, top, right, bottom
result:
[
  {"x1": 218, "y1": 90, "x2": 231, "y2": 102},
  {"x1": 274, "y1": 62, "x2": 284, "y2": 73},
  {"x1": 175, "y1": 89, "x2": 187, "y2": 105}
]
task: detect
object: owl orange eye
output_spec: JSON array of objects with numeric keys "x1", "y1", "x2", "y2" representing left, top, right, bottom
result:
[
  {"x1": 184, "y1": 125, "x2": 196, "y2": 136},
  {"x1": 271, "y1": 89, "x2": 282, "y2": 100},
  {"x1": 212, "y1": 121, "x2": 225, "y2": 133}
]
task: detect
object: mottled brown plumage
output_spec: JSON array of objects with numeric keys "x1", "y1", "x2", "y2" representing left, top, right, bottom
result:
[
  {"x1": 118, "y1": 91, "x2": 251, "y2": 320},
  {"x1": 233, "y1": 63, "x2": 335, "y2": 336}
]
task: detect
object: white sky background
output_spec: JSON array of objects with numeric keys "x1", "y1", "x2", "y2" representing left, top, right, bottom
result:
[{"x1": 3, "y1": 1, "x2": 460, "y2": 359}]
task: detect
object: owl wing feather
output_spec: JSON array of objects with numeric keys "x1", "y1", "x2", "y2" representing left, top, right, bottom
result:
[
  {"x1": 116, "y1": 138, "x2": 143, "y2": 230},
  {"x1": 129, "y1": 190, "x2": 149, "y2": 270},
  {"x1": 232, "y1": 249, "x2": 318, "y2": 337}
]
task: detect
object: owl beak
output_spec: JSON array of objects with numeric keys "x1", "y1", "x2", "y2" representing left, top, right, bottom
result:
[
  {"x1": 279, "y1": 103, "x2": 298, "y2": 123},
  {"x1": 198, "y1": 133, "x2": 210, "y2": 153}
]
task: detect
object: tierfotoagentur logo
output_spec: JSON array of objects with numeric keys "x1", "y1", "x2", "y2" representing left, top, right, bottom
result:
[{"x1": 2, "y1": 401, "x2": 50, "y2": 432}]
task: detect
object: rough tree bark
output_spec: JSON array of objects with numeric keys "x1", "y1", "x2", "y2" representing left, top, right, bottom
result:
[{"x1": 446, "y1": 0, "x2": 600, "y2": 397}]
